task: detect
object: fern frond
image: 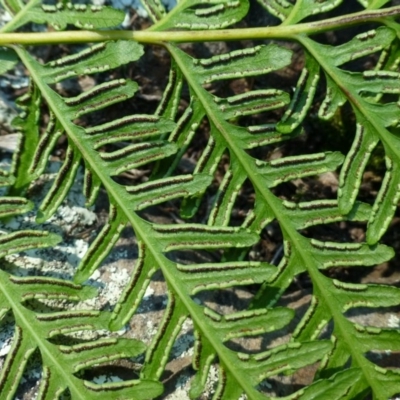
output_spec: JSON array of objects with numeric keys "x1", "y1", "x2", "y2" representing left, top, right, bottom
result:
[
  {"x1": 0, "y1": 197, "x2": 161, "y2": 399},
  {"x1": 157, "y1": 28, "x2": 399, "y2": 397},
  {"x1": 256, "y1": 0, "x2": 345, "y2": 24},
  {"x1": 12, "y1": 40, "x2": 144, "y2": 216},
  {"x1": 297, "y1": 26, "x2": 400, "y2": 244},
  {"x1": 0, "y1": 271, "x2": 162, "y2": 399},
  {"x1": 3, "y1": 1, "x2": 400, "y2": 399},
  {"x1": 151, "y1": 0, "x2": 249, "y2": 31},
  {"x1": 1, "y1": 0, "x2": 125, "y2": 32}
]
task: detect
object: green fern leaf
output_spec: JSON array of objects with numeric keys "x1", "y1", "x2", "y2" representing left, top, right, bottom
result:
[
  {"x1": 0, "y1": 203, "x2": 161, "y2": 399},
  {"x1": 2, "y1": 1, "x2": 400, "y2": 399},
  {"x1": 140, "y1": 0, "x2": 167, "y2": 22},
  {"x1": 358, "y1": 0, "x2": 392, "y2": 9},
  {"x1": 297, "y1": 27, "x2": 400, "y2": 244},
  {"x1": 152, "y1": 0, "x2": 249, "y2": 31},
  {"x1": 4, "y1": 0, "x2": 125, "y2": 31},
  {"x1": 0, "y1": 271, "x2": 162, "y2": 399},
  {"x1": 257, "y1": 0, "x2": 345, "y2": 24}
]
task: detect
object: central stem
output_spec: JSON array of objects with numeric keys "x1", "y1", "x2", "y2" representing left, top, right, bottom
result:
[{"x1": 0, "y1": 5, "x2": 399, "y2": 46}]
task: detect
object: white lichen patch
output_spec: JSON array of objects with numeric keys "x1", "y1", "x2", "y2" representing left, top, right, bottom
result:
[
  {"x1": 202, "y1": 365, "x2": 219, "y2": 399},
  {"x1": 388, "y1": 315, "x2": 400, "y2": 328},
  {"x1": 0, "y1": 318, "x2": 13, "y2": 358}
]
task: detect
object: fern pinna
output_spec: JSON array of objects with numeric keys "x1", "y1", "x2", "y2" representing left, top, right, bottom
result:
[{"x1": 0, "y1": 0, "x2": 399, "y2": 399}]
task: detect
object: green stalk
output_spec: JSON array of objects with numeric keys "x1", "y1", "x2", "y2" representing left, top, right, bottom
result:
[{"x1": 0, "y1": 5, "x2": 399, "y2": 46}]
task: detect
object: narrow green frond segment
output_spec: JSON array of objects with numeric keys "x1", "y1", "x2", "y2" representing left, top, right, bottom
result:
[
  {"x1": 153, "y1": 100, "x2": 204, "y2": 180},
  {"x1": 255, "y1": 0, "x2": 292, "y2": 21},
  {"x1": 83, "y1": 168, "x2": 101, "y2": 206},
  {"x1": 366, "y1": 157, "x2": 400, "y2": 244},
  {"x1": 155, "y1": 62, "x2": 183, "y2": 120},
  {"x1": 152, "y1": 223, "x2": 258, "y2": 251},
  {"x1": 8, "y1": 274, "x2": 96, "y2": 300},
  {"x1": 215, "y1": 369, "x2": 248, "y2": 400},
  {"x1": 140, "y1": 0, "x2": 166, "y2": 22},
  {"x1": 335, "y1": 283, "x2": 400, "y2": 312},
  {"x1": 256, "y1": 151, "x2": 344, "y2": 187},
  {"x1": 142, "y1": 294, "x2": 188, "y2": 380},
  {"x1": 0, "y1": 325, "x2": 34, "y2": 399},
  {"x1": 216, "y1": 89, "x2": 290, "y2": 120},
  {"x1": 354, "y1": 327, "x2": 400, "y2": 351},
  {"x1": 207, "y1": 166, "x2": 246, "y2": 226},
  {"x1": 0, "y1": 197, "x2": 32, "y2": 219},
  {"x1": 11, "y1": 83, "x2": 41, "y2": 193},
  {"x1": 283, "y1": 200, "x2": 371, "y2": 230},
  {"x1": 241, "y1": 124, "x2": 300, "y2": 150},
  {"x1": 318, "y1": 75, "x2": 347, "y2": 120},
  {"x1": 36, "y1": 145, "x2": 81, "y2": 223},
  {"x1": 176, "y1": 261, "x2": 276, "y2": 294},
  {"x1": 0, "y1": 48, "x2": 18, "y2": 74},
  {"x1": 294, "y1": 369, "x2": 362, "y2": 400},
  {"x1": 0, "y1": 0, "x2": 21, "y2": 15},
  {"x1": 75, "y1": 205, "x2": 127, "y2": 284},
  {"x1": 87, "y1": 115, "x2": 175, "y2": 145},
  {"x1": 338, "y1": 124, "x2": 379, "y2": 214},
  {"x1": 63, "y1": 79, "x2": 139, "y2": 119},
  {"x1": 190, "y1": 332, "x2": 215, "y2": 399},
  {"x1": 15, "y1": 2, "x2": 125, "y2": 31},
  {"x1": 192, "y1": 44, "x2": 292, "y2": 84},
  {"x1": 295, "y1": 0, "x2": 344, "y2": 20},
  {"x1": 286, "y1": 0, "x2": 344, "y2": 25},
  {"x1": 241, "y1": 341, "x2": 332, "y2": 384},
  {"x1": 257, "y1": 0, "x2": 344, "y2": 24},
  {"x1": 311, "y1": 240, "x2": 394, "y2": 268},
  {"x1": 109, "y1": 242, "x2": 158, "y2": 329},
  {"x1": 0, "y1": 230, "x2": 61, "y2": 257},
  {"x1": 100, "y1": 141, "x2": 177, "y2": 175},
  {"x1": 28, "y1": 114, "x2": 64, "y2": 180},
  {"x1": 39, "y1": 41, "x2": 144, "y2": 84},
  {"x1": 206, "y1": 307, "x2": 294, "y2": 341},
  {"x1": 79, "y1": 379, "x2": 163, "y2": 400},
  {"x1": 180, "y1": 130, "x2": 225, "y2": 219},
  {"x1": 151, "y1": 0, "x2": 249, "y2": 31},
  {"x1": 323, "y1": 27, "x2": 396, "y2": 68},
  {"x1": 59, "y1": 338, "x2": 144, "y2": 367},
  {"x1": 277, "y1": 55, "x2": 319, "y2": 133},
  {"x1": 126, "y1": 174, "x2": 212, "y2": 210}
]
